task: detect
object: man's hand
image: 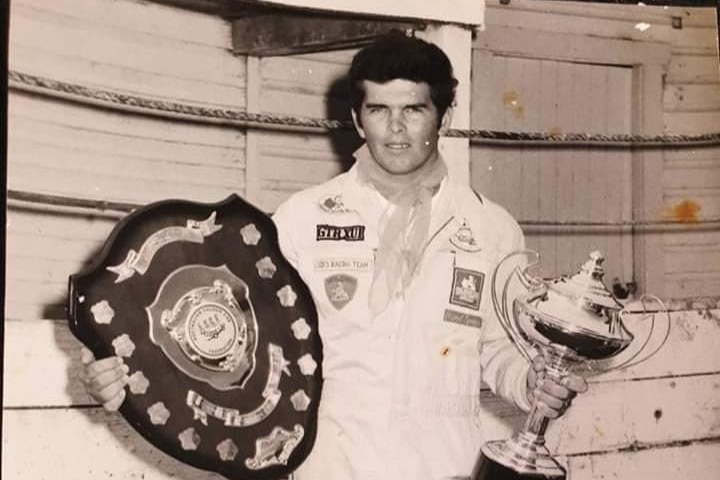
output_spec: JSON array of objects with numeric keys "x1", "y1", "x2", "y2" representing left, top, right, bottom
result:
[
  {"x1": 79, "y1": 347, "x2": 129, "y2": 411},
  {"x1": 526, "y1": 354, "x2": 588, "y2": 419}
]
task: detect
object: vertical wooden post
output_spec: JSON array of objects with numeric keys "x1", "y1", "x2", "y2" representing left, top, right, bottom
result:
[
  {"x1": 419, "y1": 24, "x2": 474, "y2": 185},
  {"x1": 245, "y1": 56, "x2": 262, "y2": 204}
]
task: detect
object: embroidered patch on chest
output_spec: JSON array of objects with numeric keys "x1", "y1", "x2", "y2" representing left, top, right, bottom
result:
[
  {"x1": 449, "y1": 222, "x2": 482, "y2": 252},
  {"x1": 324, "y1": 274, "x2": 358, "y2": 310},
  {"x1": 443, "y1": 309, "x2": 483, "y2": 329},
  {"x1": 318, "y1": 194, "x2": 351, "y2": 213},
  {"x1": 316, "y1": 224, "x2": 365, "y2": 242},
  {"x1": 449, "y1": 267, "x2": 484, "y2": 310}
]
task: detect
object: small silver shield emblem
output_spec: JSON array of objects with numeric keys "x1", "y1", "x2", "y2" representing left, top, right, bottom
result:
[{"x1": 324, "y1": 274, "x2": 357, "y2": 310}]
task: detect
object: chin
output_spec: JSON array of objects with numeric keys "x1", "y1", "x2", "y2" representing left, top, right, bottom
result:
[{"x1": 379, "y1": 162, "x2": 415, "y2": 175}]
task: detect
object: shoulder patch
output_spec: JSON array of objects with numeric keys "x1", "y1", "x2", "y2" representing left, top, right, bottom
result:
[
  {"x1": 318, "y1": 194, "x2": 350, "y2": 213},
  {"x1": 324, "y1": 274, "x2": 358, "y2": 310}
]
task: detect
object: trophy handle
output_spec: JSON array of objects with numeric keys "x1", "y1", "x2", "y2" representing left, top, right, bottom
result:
[
  {"x1": 491, "y1": 250, "x2": 542, "y2": 362},
  {"x1": 585, "y1": 294, "x2": 672, "y2": 375}
]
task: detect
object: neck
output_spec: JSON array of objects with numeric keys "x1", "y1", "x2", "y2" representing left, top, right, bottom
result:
[{"x1": 355, "y1": 145, "x2": 447, "y2": 201}]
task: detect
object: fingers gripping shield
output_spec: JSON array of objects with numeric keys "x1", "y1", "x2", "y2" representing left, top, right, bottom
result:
[{"x1": 68, "y1": 194, "x2": 322, "y2": 480}]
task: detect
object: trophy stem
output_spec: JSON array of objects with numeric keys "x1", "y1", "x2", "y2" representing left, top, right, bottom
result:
[
  {"x1": 472, "y1": 350, "x2": 571, "y2": 480},
  {"x1": 524, "y1": 349, "x2": 569, "y2": 437},
  {"x1": 523, "y1": 404, "x2": 551, "y2": 438}
]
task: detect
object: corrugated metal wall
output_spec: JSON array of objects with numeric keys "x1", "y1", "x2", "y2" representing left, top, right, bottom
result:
[{"x1": 4, "y1": 0, "x2": 720, "y2": 479}]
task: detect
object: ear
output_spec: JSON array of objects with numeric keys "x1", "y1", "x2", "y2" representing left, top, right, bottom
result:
[
  {"x1": 351, "y1": 109, "x2": 366, "y2": 139},
  {"x1": 438, "y1": 105, "x2": 454, "y2": 134}
]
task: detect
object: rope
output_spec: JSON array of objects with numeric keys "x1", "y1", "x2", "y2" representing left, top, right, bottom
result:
[
  {"x1": 9, "y1": 70, "x2": 720, "y2": 148},
  {"x1": 7, "y1": 189, "x2": 138, "y2": 214},
  {"x1": 8, "y1": 189, "x2": 720, "y2": 228}
]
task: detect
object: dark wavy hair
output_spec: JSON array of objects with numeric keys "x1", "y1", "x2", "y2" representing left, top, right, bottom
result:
[{"x1": 348, "y1": 31, "x2": 458, "y2": 125}]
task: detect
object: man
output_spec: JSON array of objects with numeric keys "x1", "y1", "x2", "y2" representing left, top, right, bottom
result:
[{"x1": 82, "y1": 32, "x2": 586, "y2": 480}]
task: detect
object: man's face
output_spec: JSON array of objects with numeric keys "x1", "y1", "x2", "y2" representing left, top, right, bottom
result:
[{"x1": 352, "y1": 79, "x2": 453, "y2": 176}]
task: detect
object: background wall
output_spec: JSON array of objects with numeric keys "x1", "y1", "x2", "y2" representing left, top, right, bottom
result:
[
  {"x1": 4, "y1": 0, "x2": 720, "y2": 479},
  {"x1": 5, "y1": 1, "x2": 250, "y2": 478},
  {"x1": 473, "y1": 0, "x2": 720, "y2": 300}
]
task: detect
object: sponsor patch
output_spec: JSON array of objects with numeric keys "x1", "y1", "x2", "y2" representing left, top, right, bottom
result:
[
  {"x1": 318, "y1": 194, "x2": 350, "y2": 213},
  {"x1": 316, "y1": 224, "x2": 365, "y2": 242},
  {"x1": 324, "y1": 274, "x2": 357, "y2": 310},
  {"x1": 314, "y1": 257, "x2": 372, "y2": 272},
  {"x1": 449, "y1": 267, "x2": 484, "y2": 310},
  {"x1": 443, "y1": 309, "x2": 483, "y2": 329}
]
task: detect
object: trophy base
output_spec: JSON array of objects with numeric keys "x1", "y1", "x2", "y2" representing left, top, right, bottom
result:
[{"x1": 471, "y1": 434, "x2": 566, "y2": 480}]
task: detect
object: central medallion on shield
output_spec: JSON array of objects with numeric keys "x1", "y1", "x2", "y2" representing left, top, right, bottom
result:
[{"x1": 147, "y1": 264, "x2": 258, "y2": 390}]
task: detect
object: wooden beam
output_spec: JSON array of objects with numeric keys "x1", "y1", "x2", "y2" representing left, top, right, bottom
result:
[
  {"x1": 419, "y1": 25, "x2": 473, "y2": 185},
  {"x1": 231, "y1": 13, "x2": 423, "y2": 56}
]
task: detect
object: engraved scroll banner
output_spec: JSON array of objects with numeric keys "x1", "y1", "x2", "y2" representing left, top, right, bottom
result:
[{"x1": 68, "y1": 195, "x2": 322, "y2": 480}]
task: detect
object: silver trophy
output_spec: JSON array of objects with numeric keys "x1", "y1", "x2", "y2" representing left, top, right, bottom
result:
[{"x1": 472, "y1": 250, "x2": 668, "y2": 480}]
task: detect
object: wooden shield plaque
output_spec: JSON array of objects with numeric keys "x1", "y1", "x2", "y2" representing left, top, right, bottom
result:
[{"x1": 68, "y1": 194, "x2": 322, "y2": 480}]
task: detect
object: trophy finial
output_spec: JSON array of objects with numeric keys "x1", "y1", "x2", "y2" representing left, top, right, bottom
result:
[{"x1": 581, "y1": 250, "x2": 606, "y2": 280}]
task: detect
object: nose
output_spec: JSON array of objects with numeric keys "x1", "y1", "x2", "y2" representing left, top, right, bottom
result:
[{"x1": 388, "y1": 109, "x2": 406, "y2": 133}]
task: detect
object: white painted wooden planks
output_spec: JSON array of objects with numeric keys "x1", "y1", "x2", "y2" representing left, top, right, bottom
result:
[
  {"x1": 548, "y1": 373, "x2": 720, "y2": 455},
  {"x1": 3, "y1": 358, "x2": 719, "y2": 478},
  {"x1": 3, "y1": 319, "x2": 88, "y2": 408},
  {"x1": 5, "y1": 209, "x2": 117, "y2": 319},
  {"x1": 9, "y1": 0, "x2": 245, "y2": 109},
  {"x1": 14, "y1": 0, "x2": 233, "y2": 46},
  {"x1": 668, "y1": 55, "x2": 720, "y2": 85},
  {"x1": 252, "y1": 50, "x2": 359, "y2": 211},
  {"x1": 664, "y1": 84, "x2": 720, "y2": 112},
  {"x1": 657, "y1": 2, "x2": 720, "y2": 295},
  {"x1": 565, "y1": 441, "x2": 720, "y2": 480},
  {"x1": 661, "y1": 4, "x2": 719, "y2": 135},
  {"x1": 255, "y1": 0, "x2": 485, "y2": 26},
  {"x1": 665, "y1": 112, "x2": 720, "y2": 135},
  {"x1": 2, "y1": 408, "x2": 222, "y2": 480},
  {"x1": 6, "y1": 310, "x2": 719, "y2": 406},
  {"x1": 660, "y1": 146, "x2": 720, "y2": 297},
  {"x1": 260, "y1": 51, "x2": 354, "y2": 119},
  {"x1": 487, "y1": 3, "x2": 697, "y2": 47},
  {"x1": 6, "y1": 0, "x2": 249, "y2": 341},
  {"x1": 487, "y1": 0, "x2": 718, "y2": 28},
  {"x1": 470, "y1": 52, "x2": 634, "y2": 284},
  {"x1": 4, "y1": 2, "x2": 720, "y2": 479},
  {"x1": 476, "y1": 1, "x2": 720, "y2": 302},
  {"x1": 8, "y1": 94, "x2": 247, "y2": 206}
]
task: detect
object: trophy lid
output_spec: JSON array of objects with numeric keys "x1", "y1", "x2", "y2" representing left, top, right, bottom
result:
[
  {"x1": 513, "y1": 250, "x2": 633, "y2": 361},
  {"x1": 547, "y1": 251, "x2": 623, "y2": 311}
]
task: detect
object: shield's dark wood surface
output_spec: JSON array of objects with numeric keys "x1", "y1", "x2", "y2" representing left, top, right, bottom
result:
[{"x1": 68, "y1": 194, "x2": 322, "y2": 480}]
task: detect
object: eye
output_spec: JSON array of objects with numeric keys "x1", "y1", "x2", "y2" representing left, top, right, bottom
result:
[
  {"x1": 366, "y1": 106, "x2": 387, "y2": 115},
  {"x1": 404, "y1": 106, "x2": 424, "y2": 116}
]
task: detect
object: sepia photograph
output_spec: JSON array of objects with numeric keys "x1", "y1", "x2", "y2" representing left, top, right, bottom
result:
[{"x1": 3, "y1": 1, "x2": 720, "y2": 479}]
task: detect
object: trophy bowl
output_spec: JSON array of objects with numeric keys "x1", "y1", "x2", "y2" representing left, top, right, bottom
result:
[{"x1": 472, "y1": 250, "x2": 664, "y2": 480}]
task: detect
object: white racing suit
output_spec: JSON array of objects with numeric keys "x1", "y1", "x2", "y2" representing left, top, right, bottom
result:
[{"x1": 272, "y1": 162, "x2": 531, "y2": 480}]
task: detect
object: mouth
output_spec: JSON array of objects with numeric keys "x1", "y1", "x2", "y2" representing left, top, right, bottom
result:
[{"x1": 385, "y1": 143, "x2": 411, "y2": 150}]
